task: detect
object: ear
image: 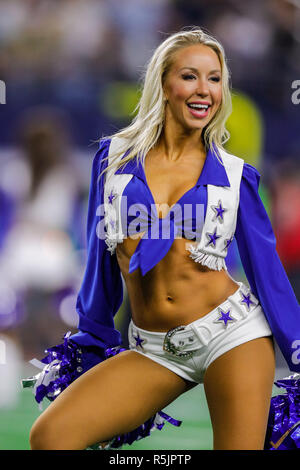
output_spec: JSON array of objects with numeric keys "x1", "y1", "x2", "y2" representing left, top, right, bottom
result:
[{"x1": 162, "y1": 82, "x2": 168, "y2": 102}]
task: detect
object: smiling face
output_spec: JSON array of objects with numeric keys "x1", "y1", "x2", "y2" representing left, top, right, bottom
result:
[{"x1": 162, "y1": 44, "x2": 223, "y2": 134}]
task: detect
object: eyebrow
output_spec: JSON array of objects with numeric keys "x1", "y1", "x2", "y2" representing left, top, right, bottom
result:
[{"x1": 179, "y1": 67, "x2": 221, "y2": 74}]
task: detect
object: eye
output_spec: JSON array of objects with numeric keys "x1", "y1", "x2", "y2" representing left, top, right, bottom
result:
[
  {"x1": 182, "y1": 74, "x2": 196, "y2": 80},
  {"x1": 210, "y1": 76, "x2": 221, "y2": 82}
]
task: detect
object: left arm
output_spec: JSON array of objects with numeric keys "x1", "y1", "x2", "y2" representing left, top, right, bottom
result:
[{"x1": 235, "y1": 163, "x2": 300, "y2": 373}]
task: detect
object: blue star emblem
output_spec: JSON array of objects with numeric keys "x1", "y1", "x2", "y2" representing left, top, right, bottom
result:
[
  {"x1": 211, "y1": 200, "x2": 227, "y2": 223},
  {"x1": 205, "y1": 227, "x2": 221, "y2": 248},
  {"x1": 239, "y1": 292, "x2": 255, "y2": 311},
  {"x1": 108, "y1": 189, "x2": 117, "y2": 204},
  {"x1": 133, "y1": 331, "x2": 145, "y2": 349},
  {"x1": 222, "y1": 236, "x2": 233, "y2": 252},
  {"x1": 213, "y1": 308, "x2": 237, "y2": 327}
]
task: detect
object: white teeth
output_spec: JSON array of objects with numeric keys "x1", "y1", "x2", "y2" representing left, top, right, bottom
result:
[{"x1": 188, "y1": 103, "x2": 209, "y2": 110}]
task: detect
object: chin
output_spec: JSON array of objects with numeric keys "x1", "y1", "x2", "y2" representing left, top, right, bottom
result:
[{"x1": 184, "y1": 120, "x2": 208, "y2": 132}]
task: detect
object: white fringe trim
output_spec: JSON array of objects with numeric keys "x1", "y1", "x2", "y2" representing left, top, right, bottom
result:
[
  {"x1": 187, "y1": 245, "x2": 227, "y2": 271},
  {"x1": 105, "y1": 238, "x2": 117, "y2": 255},
  {"x1": 105, "y1": 237, "x2": 125, "y2": 255}
]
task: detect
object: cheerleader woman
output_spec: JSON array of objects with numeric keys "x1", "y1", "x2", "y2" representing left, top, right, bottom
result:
[{"x1": 28, "y1": 27, "x2": 300, "y2": 450}]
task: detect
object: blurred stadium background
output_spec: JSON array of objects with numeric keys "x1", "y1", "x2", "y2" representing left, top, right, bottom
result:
[{"x1": 0, "y1": 0, "x2": 299, "y2": 450}]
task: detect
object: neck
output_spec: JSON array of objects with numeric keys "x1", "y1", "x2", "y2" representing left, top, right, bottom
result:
[{"x1": 156, "y1": 111, "x2": 206, "y2": 161}]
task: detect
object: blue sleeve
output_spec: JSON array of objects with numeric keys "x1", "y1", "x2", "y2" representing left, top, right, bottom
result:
[
  {"x1": 235, "y1": 163, "x2": 300, "y2": 373},
  {"x1": 70, "y1": 138, "x2": 123, "y2": 350}
]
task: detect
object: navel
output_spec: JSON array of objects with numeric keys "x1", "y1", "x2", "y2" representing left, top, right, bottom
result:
[{"x1": 166, "y1": 295, "x2": 174, "y2": 302}]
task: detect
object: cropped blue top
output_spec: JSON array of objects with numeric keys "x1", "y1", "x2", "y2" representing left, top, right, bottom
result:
[
  {"x1": 114, "y1": 143, "x2": 229, "y2": 276},
  {"x1": 70, "y1": 138, "x2": 300, "y2": 373}
]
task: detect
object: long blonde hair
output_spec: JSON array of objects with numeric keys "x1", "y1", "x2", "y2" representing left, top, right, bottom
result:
[{"x1": 99, "y1": 26, "x2": 232, "y2": 179}]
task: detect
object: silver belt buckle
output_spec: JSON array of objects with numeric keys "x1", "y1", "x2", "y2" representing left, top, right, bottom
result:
[{"x1": 163, "y1": 325, "x2": 194, "y2": 358}]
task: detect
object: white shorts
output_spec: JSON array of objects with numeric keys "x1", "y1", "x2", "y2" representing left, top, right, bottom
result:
[{"x1": 128, "y1": 282, "x2": 273, "y2": 384}]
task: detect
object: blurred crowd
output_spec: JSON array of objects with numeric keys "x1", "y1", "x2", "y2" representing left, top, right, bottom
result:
[
  {"x1": 0, "y1": 0, "x2": 299, "y2": 405},
  {"x1": 0, "y1": 0, "x2": 299, "y2": 150}
]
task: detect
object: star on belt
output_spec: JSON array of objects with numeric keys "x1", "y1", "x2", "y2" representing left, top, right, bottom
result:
[
  {"x1": 239, "y1": 291, "x2": 255, "y2": 311},
  {"x1": 133, "y1": 331, "x2": 145, "y2": 349},
  {"x1": 213, "y1": 307, "x2": 237, "y2": 328}
]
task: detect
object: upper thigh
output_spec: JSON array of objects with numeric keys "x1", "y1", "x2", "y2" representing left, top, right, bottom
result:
[
  {"x1": 204, "y1": 335, "x2": 275, "y2": 387},
  {"x1": 31, "y1": 350, "x2": 191, "y2": 449},
  {"x1": 203, "y1": 336, "x2": 275, "y2": 448}
]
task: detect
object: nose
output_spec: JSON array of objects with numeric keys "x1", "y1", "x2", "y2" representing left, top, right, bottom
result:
[{"x1": 195, "y1": 78, "x2": 209, "y2": 97}]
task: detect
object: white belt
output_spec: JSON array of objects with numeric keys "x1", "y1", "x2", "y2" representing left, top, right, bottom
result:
[{"x1": 163, "y1": 286, "x2": 259, "y2": 358}]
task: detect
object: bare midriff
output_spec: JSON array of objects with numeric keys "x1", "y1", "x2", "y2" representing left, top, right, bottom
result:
[{"x1": 116, "y1": 235, "x2": 240, "y2": 332}]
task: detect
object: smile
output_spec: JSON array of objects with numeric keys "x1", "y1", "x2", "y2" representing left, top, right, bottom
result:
[{"x1": 187, "y1": 103, "x2": 211, "y2": 118}]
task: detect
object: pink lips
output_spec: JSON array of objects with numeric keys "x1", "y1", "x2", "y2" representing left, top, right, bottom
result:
[{"x1": 187, "y1": 103, "x2": 211, "y2": 119}]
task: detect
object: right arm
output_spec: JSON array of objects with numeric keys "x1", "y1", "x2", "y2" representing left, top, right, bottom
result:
[
  {"x1": 22, "y1": 138, "x2": 125, "y2": 401},
  {"x1": 70, "y1": 138, "x2": 123, "y2": 352}
]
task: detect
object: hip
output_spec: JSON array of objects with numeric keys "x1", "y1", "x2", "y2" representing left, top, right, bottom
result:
[{"x1": 128, "y1": 281, "x2": 273, "y2": 384}]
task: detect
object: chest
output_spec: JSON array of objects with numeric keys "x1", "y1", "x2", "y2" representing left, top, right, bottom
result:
[{"x1": 144, "y1": 154, "x2": 205, "y2": 216}]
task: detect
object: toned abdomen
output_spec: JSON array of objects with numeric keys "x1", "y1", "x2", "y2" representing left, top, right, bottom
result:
[{"x1": 116, "y1": 236, "x2": 239, "y2": 332}]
